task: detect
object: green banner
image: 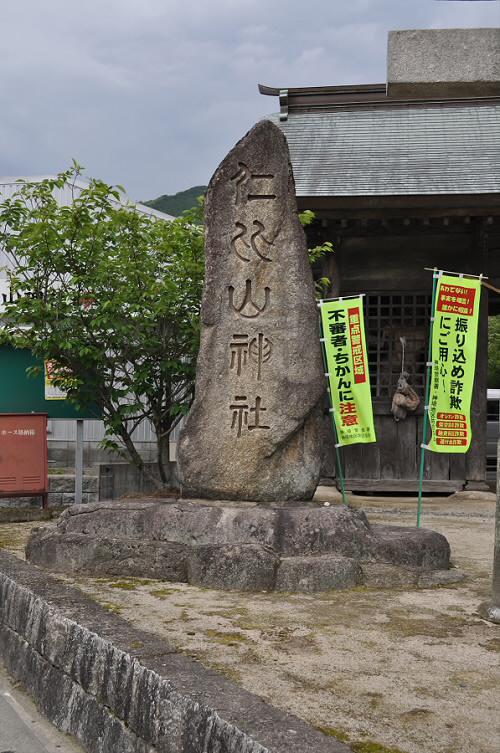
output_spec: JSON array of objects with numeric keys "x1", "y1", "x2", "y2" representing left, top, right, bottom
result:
[
  {"x1": 428, "y1": 274, "x2": 481, "y2": 453},
  {"x1": 320, "y1": 297, "x2": 376, "y2": 446}
]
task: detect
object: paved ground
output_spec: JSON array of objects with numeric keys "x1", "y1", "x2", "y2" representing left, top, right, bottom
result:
[
  {"x1": 0, "y1": 490, "x2": 499, "y2": 753},
  {"x1": 0, "y1": 662, "x2": 84, "y2": 753}
]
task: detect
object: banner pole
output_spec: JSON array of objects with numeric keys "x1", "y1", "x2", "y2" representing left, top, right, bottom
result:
[
  {"x1": 417, "y1": 269, "x2": 440, "y2": 528},
  {"x1": 318, "y1": 314, "x2": 348, "y2": 506},
  {"x1": 334, "y1": 433, "x2": 348, "y2": 506}
]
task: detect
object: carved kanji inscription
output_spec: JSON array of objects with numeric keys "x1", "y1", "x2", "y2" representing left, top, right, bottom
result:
[
  {"x1": 228, "y1": 280, "x2": 270, "y2": 319},
  {"x1": 230, "y1": 395, "x2": 270, "y2": 437},
  {"x1": 230, "y1": 161, "x2": 276, "y2": 205},
  {"x1": 231, "y1": 221, "x2": 273, "y2": 262},
  {"x1": 230, "y1": 333, "x2": 272, "y2": 380}
]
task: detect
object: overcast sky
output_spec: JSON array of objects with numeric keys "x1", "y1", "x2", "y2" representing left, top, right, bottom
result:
[{"x1": 0, "y1": 0, "x2": 498, "y2": 201}]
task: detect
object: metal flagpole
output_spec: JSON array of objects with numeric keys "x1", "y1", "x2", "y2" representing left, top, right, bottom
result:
[
  {"x1": 423, "y1": 267, "x2": 487, "y2": 280},
  {"x1": 318, "y1": 302, "x2": 349, "y2": 506}
]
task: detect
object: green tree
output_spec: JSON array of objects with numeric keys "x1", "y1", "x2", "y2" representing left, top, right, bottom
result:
[
  {"x1": 488, "y1": 315, "x2": 500, "y2": 388},
  {"x1": 299, "y1": 209, "x2": 335, "y2": 294},
  {"x1": 0, "y1": 169, "x2": 333, "y2": 486},
  {"x1": 0, "y1": 166, "x2": 204, "y2": 486}
]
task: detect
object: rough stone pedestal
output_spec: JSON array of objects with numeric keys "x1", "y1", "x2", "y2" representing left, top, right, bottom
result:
[{"x1": 26, "y1": 499, "x2": 455, "y2": 592}]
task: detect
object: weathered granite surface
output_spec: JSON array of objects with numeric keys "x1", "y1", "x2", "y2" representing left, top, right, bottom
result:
[
  {"x1": 0, "y1": 550, "x2": 351, "y2": 753},
  {"x1": 26, "y1": 499, "x2": 454, "y2": 592},
  {"x1": 177, "y1": 120, "x2": 324, "y2": 502}
]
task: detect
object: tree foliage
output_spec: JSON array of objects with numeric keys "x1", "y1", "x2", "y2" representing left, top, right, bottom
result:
[
  {"x1": 488, "y1": 315, "x2": 500, "y2": 388},
  {"x1": 299, "y1": 209, "x2": 335, "y2": 294},
  {"x1": 0, "y1": 168, "x2": 333, "y2": 485},
  {"x1": 0, "y1": 166, "x2": 204, "y2": 485}
]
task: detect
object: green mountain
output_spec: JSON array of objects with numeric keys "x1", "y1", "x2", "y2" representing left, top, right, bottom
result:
[{"x1": 144, "y1": 185, "x2": 207, "y2": 217}]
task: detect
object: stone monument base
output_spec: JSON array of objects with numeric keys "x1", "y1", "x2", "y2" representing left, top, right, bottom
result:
[
  {"x1": 477, "y1": 601, "x2": 500, "y2": 624},
  {"x1": 26, "y1": 499, "x2": 459, "y2": 592}
]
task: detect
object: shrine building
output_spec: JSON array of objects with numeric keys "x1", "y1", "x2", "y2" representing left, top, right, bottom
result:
[{"x1": 260, "y1": 28, "x2": 500, "y2": 493}]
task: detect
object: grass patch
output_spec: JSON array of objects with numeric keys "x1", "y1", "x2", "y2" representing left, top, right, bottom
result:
[
  {"x1": 128, "y1": 640, "x2": 144, "y2": 649},
  {"x1": 149, "y1": 587, "x2": 180, "y2": 599},
  {"x1": 317, "y1": 726, "x2": 408, "y2": 753},
  {"x1": 205, "y1": 629, "x2": 249, "y2": 646},
  {"x1": 0, "y1": 534, "x2": 21, "y2": 549},
  {"x1": 365, "y1": 691, "x2": 383, "y2": 710},
  {"x1": 108, "y1": 581, "x2": 138, "y2": 590},
  {"x1": 482, "y1": 637, "x2": 500, "y2": 652},
  {"x1": 352, "y1": 742, "x2": 407, "y2": 753},
  {"x1": 385, "y1": 609, "x2": 473, "y2": 639},
  {"x1": 107, "y1": 578, "x2": 153, "y2": 590},
  {"x1": 99, "y1": 601, "x2": 123, "y2": 614},
  {"x1": 188, "y1": 652, "x2": 242, "y2": 683},
  {"x1": 316, "y1": 725, "x2": 350, "y2": 742}
]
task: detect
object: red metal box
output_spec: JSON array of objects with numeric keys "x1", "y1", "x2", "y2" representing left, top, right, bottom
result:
[{"x1": 0, "y1": 413, "x2": 48, "y2": 505}]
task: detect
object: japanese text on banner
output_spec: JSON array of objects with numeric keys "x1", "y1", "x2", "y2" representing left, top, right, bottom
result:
[
  {"x1": 428, "y1": 275, "x2": 481, "y2": 453},
  {"x1": 320, "y1": 298, "x2": 376, "y2": 446}
]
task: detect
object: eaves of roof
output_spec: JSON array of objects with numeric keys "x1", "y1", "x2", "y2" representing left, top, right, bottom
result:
[{"x1": 267, "y1": 101, "x2": 500, "y2": 197}]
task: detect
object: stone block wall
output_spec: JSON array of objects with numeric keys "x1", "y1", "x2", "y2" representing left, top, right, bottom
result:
[{"x1": 0, "y1": 551, "x2": 350, "y2": 753}]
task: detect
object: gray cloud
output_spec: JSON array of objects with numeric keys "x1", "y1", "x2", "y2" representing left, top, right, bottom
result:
[{"x1": 0, "y1": 0, "x2": 498, "y2": 199}]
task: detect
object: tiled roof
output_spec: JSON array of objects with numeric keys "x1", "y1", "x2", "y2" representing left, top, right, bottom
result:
[{"x1": 269, "y1": 103, "x2": 500, "y2": 196}]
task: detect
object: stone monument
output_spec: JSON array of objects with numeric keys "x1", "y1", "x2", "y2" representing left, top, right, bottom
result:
[
  {"x1": 177, "y1": 120, "x2": 324, "y2": 501},
  {"x1": 26, "y1": 120, "x2": 456, "y2": 592}
]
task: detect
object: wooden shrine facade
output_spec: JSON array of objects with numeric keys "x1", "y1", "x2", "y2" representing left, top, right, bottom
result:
[{"x1": 260, "y1": 75, "x2": 500, "y2": 492}]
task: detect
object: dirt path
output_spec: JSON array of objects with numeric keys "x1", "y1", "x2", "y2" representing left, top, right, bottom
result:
[{"x1": 1, "y1": 494, "x2": 498, "y2": 753}]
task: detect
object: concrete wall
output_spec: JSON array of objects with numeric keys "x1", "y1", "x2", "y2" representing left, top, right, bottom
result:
[
  {"x1": 388, "y1": 28, "x2": 500, "y2": 98},
  {"x1": 0, "y1": 474, "x2": 98, "y2": 509},
  {"x1": 98, "y1": 461, "x2": 179, "y2": 501},
  {"x1": 0, "y1": 462, "x2": 178, "y2": 510}
]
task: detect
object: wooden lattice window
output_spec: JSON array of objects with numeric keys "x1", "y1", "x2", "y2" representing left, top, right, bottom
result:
[{"x1": 365, "y1": 293, "x2": 431, "y2": 399}]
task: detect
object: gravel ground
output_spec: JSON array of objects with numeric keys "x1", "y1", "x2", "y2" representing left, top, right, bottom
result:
[{"x1": 0, "y1": 491, "x2": 499, "y2": 753}]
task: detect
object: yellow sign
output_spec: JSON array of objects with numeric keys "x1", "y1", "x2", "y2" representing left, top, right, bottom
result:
[
  {"x1": 320, "y1": 297, "x2": 376, "y2": 446},
  {"x1": 44, "y1": 360, "x2": 67, "y2": 401},
  {"x1": 428, "y1": 274, "x2": 481, "y2": 453}
]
